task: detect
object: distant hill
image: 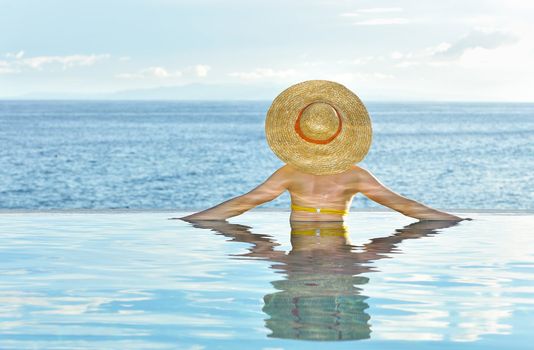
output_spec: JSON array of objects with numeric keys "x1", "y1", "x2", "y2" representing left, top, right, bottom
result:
[{"x1": 11, "y1": 82, "x2": 287, "y2": 100}]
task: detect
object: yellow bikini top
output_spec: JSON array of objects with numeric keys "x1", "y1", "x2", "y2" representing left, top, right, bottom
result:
[{"x1": 291, "y1": 203, "x2": 349, "y2": 216}]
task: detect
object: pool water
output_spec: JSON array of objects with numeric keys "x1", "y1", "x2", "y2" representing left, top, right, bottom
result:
[{"x1": 0, "y1": 210, "x2": 533, "y2": 349}]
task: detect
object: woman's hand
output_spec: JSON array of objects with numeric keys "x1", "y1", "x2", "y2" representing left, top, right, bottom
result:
[
  {"x1": 417, "y1": 213, "x2": 463, "y2": 221},
  {"x1": 418, "y1": 214, "x2": 474, "y2": 222},
  {"x1": 178, "y1": 213, "x2": 224, "y2": 221},
  {"x1": 169, "y1": 212, "x2": 225, "y2": 221}
]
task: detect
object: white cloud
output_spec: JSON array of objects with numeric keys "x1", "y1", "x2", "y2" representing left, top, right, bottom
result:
[
  {"x1": 0, "y1": 60, "x2": 18, "y2": 74},
  {"x1": 394, "y1": 61, "x2": 421, "y2": 68},
  {"x1": 0, "y1": 52, "x2": 111, "y2": 74},
  {"x1": 454, "y1": 36, "x2": 534, "y2": 75},
  {"x1": 340, "y1": 7, "x2": 403, "y2": 17},
  {"x1": 339, "y1": 12, "x2": 361, "y2": 17},
  {"x1": 5, "y1": 50, "x2": 24, "y2": 59},
  {"x1": 358, "y1": 7, "x2": 403, "y2": 13},
  {"x1": 341, "y1": 6, "x2": 410, "y2": 26},
  {"x1": 433, "y1": 29, "x2": 519, "y2": 58},
  {"x1": 22, "y1": 54, "x2": 110, "y2": 69},
  {"x1": 353, "y1": 18, "x2": 411, "y2": 26},
  {"x1": 391, "y1": 29, "x2": 520, "y2": 69},
  {"x1": 144, "y1": 66, "x2": 171, "y2": 78},
  {"x1": 116, "y1": 66, "x2": 182, "y2": 79},
  {"x1": 117, "y1": 64, "x2": 211, "y2": 80},
  {"x1": 390, "y1": 51, "x2": 404, "y2": 60},
  {"x1": 425, "y1": 42, "x2": 453, "y2": 56},
  {"x1": 194, "y1": 64, "x2": 211, "y2": 77},
  {"x1": 228, "y1": 68, "x2": 297, "y2": 80}
]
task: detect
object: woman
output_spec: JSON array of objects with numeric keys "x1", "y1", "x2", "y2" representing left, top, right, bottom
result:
[{"x1": 180, "y1": 80, "x2": 464, "y2": 222}]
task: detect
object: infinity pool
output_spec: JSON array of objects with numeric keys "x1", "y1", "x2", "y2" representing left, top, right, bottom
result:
[{"x1": 0, "y1": 210, "x2": 533, "y2": 349}]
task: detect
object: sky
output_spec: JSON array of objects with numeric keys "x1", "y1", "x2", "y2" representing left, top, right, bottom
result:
[{"x1": 1, "y1": 0, "x2": 533, "y2": 101}]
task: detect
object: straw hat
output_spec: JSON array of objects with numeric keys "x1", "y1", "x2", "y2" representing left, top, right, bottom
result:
[{"x1": 265, "y1": 80, "x2": 372, "y2": 175}]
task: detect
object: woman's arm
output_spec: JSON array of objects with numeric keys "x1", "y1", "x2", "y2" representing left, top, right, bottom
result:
[
  {"x1": 354, "y1": 167, "x2": 463, "y2": 221},
  {"x1": 179, "y1": 166, "x2": 290, "y2": 221}
]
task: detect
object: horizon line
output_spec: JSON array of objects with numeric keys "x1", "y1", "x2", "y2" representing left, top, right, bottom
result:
[{"x1": 1, "y1": 98, "x2": 534, "y2": 103}]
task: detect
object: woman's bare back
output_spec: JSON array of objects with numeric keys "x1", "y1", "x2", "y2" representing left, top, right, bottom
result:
[{"x1": 284, "y1": 165, "x2": 358, "y2": 221}]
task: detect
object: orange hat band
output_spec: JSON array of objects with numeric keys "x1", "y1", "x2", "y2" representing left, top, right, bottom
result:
[{"x1": 294, "y1": 102, "x2": 343, "y2": 145}]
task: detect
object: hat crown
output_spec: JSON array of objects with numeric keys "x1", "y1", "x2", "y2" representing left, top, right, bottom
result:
[{"x1": 298, "y1": 102, "x2": 340, "y2": 141}]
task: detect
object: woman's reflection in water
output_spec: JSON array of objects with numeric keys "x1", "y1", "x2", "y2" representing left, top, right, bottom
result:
[{"x1": 183, "y1": 219, "x2": 460, "y2": 341}]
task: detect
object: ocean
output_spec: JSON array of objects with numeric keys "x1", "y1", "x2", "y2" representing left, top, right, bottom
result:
[{"x1": 0, "y1": 100, "x2": 533, "y2": 210}]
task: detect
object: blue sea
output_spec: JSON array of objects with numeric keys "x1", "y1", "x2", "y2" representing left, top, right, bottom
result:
[{"x1": 1, "y1": 100, "x2": 533, "y2": 210}]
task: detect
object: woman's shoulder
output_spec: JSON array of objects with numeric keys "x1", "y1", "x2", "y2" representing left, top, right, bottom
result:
[
  {"x1": 269, "y1": 164, "x2": 298, "y2": 183},
  {"x1": 353, "y1": 164, "x2": 371, "y2": 171},
  {"x1": 277, "y1": 164, "x2": 300, "y2": 175},
  {"x1": 348, "y1": 164, "x2": 372, "y2": 177},
  {"x1": 343, "y1": 165, "x2": 381, "y2": 187}
]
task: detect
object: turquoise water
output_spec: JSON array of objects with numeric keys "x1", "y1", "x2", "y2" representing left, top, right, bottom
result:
[{"x1": 0, "y1": 210, "x2": 532, "y2": 349}]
